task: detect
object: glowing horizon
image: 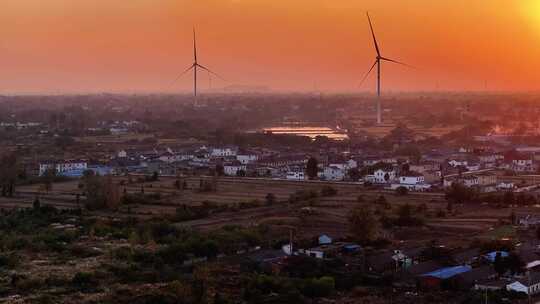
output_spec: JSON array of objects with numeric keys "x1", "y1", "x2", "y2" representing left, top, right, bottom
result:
[{"x1": 1, "y1": 0, "x2": 540, "y2": 94}]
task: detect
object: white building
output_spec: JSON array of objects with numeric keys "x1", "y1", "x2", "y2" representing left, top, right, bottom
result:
[
  {"x1": 448, "y1": 159, "x2": 468, "y2": 167},
  {"x1": 466, "y1": 163, "x2": 481, "y2": 171},
  {"x1": 286, "y1": 168, "x2": 305, "y2": 180},
  {"x1": 117, "y1": 150, "x2": 127, "y2": 158},
  {"x1": 399, "y1": 172, "x2": 425, "y2": 185},
  {"x1": 506, "y1": 274, "x2": 540, "y2": 295},
  {"x1": 223, "y1": 162, "x2": 247, "y2": 176},
  {"x1": 511, "y1": 158, "x2": 535, "y2": 172},
  {"x1": 39, "y1": 160, "x2": 88, "y2": 176},
  {"x1": 236, "y1": 154, "x2": 258, "y2": 165},
  {"x1": 158, "y1": 152, "x2": 176, "y2": 163},
  {"x1": 211, "y1": 146, "x2": 238, "y2": 157},
  {"x1": 322, "y1": 166, "x2": 346, "y2": 181},
  {"x1": 328, "y1": 159, "x2": 358, "y2": 171},
  {"x1": 462, "y1": 175, "x2": 480, "y2": 187},
  {"x1": 365, "y1": 168, "x2": 397, "y2": 184},
  {"x1": 497, "y1": 182, "x2": 515, "y2": 191},
  {"x1": 390, "y1": 172, "x2": 431, "y2": 191}
]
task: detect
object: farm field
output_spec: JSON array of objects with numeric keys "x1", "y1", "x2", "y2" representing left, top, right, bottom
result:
[{"x1": 4, "y1": 176, "x2": 530, "y2": 247}]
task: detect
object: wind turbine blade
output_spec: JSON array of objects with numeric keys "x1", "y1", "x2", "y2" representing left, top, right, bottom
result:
[
  {"x1": 367, "y1": 12, "x2": 381, "y2": 57},
  {"x1": 196, "y1": 64, "x2": 225, "y2": 81},
  {"x1": 170, "y1": 64, "x2": 195, "y2": 86},
  {"x1": 380, "y1": 57, "x2": 414, "y2": 68},
  {"x1": 359, "y1": 60, "x2": 378, "y2": 87},
  {"x1": 193, "y1": 27, "x2": 197, "y2": 63}
]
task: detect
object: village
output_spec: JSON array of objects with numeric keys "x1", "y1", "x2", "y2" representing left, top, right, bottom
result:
[{"x1": 3, "y1": 94, "x2": 540, "y2": 303}]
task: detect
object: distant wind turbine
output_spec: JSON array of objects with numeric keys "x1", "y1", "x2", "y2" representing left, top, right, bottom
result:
[
  {"x1": 172, "y1": 28, "x2": 224, "y2": 102},
  {"x1": 360, "y1": 12, "x2": 411, "y2": 125}
]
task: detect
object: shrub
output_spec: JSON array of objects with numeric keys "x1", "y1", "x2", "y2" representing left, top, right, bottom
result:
[
  {"x1": 320, "y1": 186, "x2": 338, "y2": 197},
  {"x1": 71, "y1": 272, "x2": 98, "y2": 291},
  {"x1": 395, "y1": 186, "x2": 409, "y2": 196},
  {"x1": 289, "y1": 190, "x2": 318, "y2": 204},
  {"x1": 302, "y1": 276, "x2": 335, "y2": 298},
  {"x1": 0, "y1": 253, "x2": 19, "y2": 269},
  {"x1": 265, "y1": 193, "x2": 276, "y2": 206}
]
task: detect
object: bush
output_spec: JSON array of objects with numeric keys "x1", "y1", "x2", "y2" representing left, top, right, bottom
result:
[
  {"x1": 265, "y1": 193, "x2": 276, "y2": 206},
  {"x1": 320, "y1": 186, "x2": 338, "y2": 197},
  {"x1": 71, "y1": 272, "x2": 99, "y2": 291},
  {"x1": 302, "y1": 276, "x2": 335, "y2": 298},
  {"x1": 0, "y1": 253, "x2": 19, "y2": 269},
  {"x1": 289, "y1": 190, "x2": 318, "y2": 204},
  {"x1": 395, "y1": 186, "x2": 409, "y2": 196},
  {"x1": 69, "y1": 244, "x2": 102, "y2": 258}
]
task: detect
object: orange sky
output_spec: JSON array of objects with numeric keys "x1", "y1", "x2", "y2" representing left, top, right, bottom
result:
[{"x1": 1, "y1": 0, "x2": 540, "y2": 94}]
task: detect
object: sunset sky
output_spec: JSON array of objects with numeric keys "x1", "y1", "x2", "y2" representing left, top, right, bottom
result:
[{"x1": 1, "y1": 0, "x2": 540, "y2": 94}]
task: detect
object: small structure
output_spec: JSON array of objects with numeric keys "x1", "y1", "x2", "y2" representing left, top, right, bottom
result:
[
  {"x1": 299, "y1": 243, "x2": 344, "y2": 259},
  {"x1": 419, "y1": 265, "x2": 472, "y2": 289},
  {"x1": 318, "y1": 234, "x2": 332, "y2": 245},
  {"x1": 343, "y1": 244, "x2": 362, "y2": 254},
  {"x1": 485, "y1": 251, "x2": 509, "y2": 263},
  {"x1": 223, "y1": 161, "x2": 247, "y2": 176},
  {"x1": 286, "y1": 166, "x2": 306, "y2": 180},
  {"x1": 506, "y1": 272, "x2": 540, "y2": 295}
]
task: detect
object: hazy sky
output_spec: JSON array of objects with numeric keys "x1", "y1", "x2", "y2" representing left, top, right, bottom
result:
[{"x1": 1, "y1": 0, "x2": 540, "y2": 93}]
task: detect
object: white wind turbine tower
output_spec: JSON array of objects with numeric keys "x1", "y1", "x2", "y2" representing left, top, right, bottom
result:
[
  {"x1": 173, "y1": 28, "x2": 223, "y2": 103},
  {"x1": 360, "y1": 12, "x2": 411, "y2": 124}
]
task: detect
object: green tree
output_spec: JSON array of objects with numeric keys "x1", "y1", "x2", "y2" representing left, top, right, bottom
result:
[
  {"x1": 215, "y1": 164, "x2": 224, "y2": 176},
  {"x1": 503, "y1": 191, "x2": 515, "y2": 206},
  {"x1": 41, "y1": 168, "x2": 57, "y2": 193},
  {"x1": 494, "y1": 252, "x2": 505, "y2": 276},
  {"x1": 507, "y1": 252, "x2": 525, "y2": 275},
  {"x1": 395, "y1": 186, "x2": 409, "y2": 196},
  {"x1": 0, "y1": 153, "x2": 18, "y2": 197},
  {"x1": 445, "y1": 183, "x2": 476, "y2": 205},
  {"x1": 306, "y1": 157, "x2": 319, "y2": 180},
  {"x1": 348, "y1": 168, "x2": 361, "y2": 181},
  {"x1": 348, "y1": 206, "x2": 378, "y2": 243},
  {"x1": 265, "y1": 193, "x2": 276, "y2": 206},
  {"x1": 54, "y1": 135, "x2": 75, "y2": 150}
]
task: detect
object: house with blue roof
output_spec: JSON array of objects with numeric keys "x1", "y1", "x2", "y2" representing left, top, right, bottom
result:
[
  {"x1": 485, "y1": 251, "x2": 509, "y2": 263},
  {"x1": 318, "y1": 234, "x2": 332, "y2": 245},
  {"x1": 419, "y1": 265, "x2": 472, "y2": 289}
]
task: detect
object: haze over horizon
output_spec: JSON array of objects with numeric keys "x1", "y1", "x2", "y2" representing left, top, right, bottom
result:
[{"x1": 2, "y1": 0, "x2": 540, "y2": 94}]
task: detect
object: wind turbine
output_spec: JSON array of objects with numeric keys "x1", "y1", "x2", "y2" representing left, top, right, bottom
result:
[
  {"x1": 360, "y1": 12, "x2": 411, "y2": 125},
  {"x1": 172, "y1": 28, "x2": 223, "y2": 102}
]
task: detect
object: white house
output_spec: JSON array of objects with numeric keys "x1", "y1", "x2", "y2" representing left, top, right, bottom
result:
[
  {"x1": 300, "y1": 248, "x2": 325, "y2": 259},
  {"x1": 399, "y1": 172, "x2": 425, "y2": 185},
  {"x1": 39, "y1": 160, "x2": 88, "y2": 176},
  {"x1": 117, "y1": 150, "x2": 127, "y2": 158},
  {"x1": 512, "y1": 158, "x2": 535, "y2": 172},
  {"x1": 328, "y1": 159, "x2": 358, "y2": 171},
  {"x1": 462, "y1": 175, "x2": 480, "y2": 187},
  {"x1": 506, "y1": 274, "x2": 540, "y2": 295},
  {"x1": 223, "y1": 162, "x2": 246, "y2": 176},
  {"x1": 211, "y1": 146, "x2": 238, "y2": 157},
  {"x1": 390, "y1": 171, "x2": 431, "y2": 191},
  {"x1": 466, "y1": 163, "x2": 481, "y2": 171},
  {"x1": 497, "y1": 182, "x2": 515, "y2": 191},
  {"x1": 366, "y1": 168, "x2": 396, "y2": 184},
  {"x1": 286, "y1": 167, "x2": 305, "y2": 180},
  {"x1": 158, "y1": 151, "x2": 176, "y2": 163},
  {"x1": 322, "y1": 166, "x2": 346, "y2": 181},
  {"x1": 448, "y1": 159, "x2": 468, "y2": 167},
  {"x1": 236, "y1": 154, "x2": 258, "y2": 165}
]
